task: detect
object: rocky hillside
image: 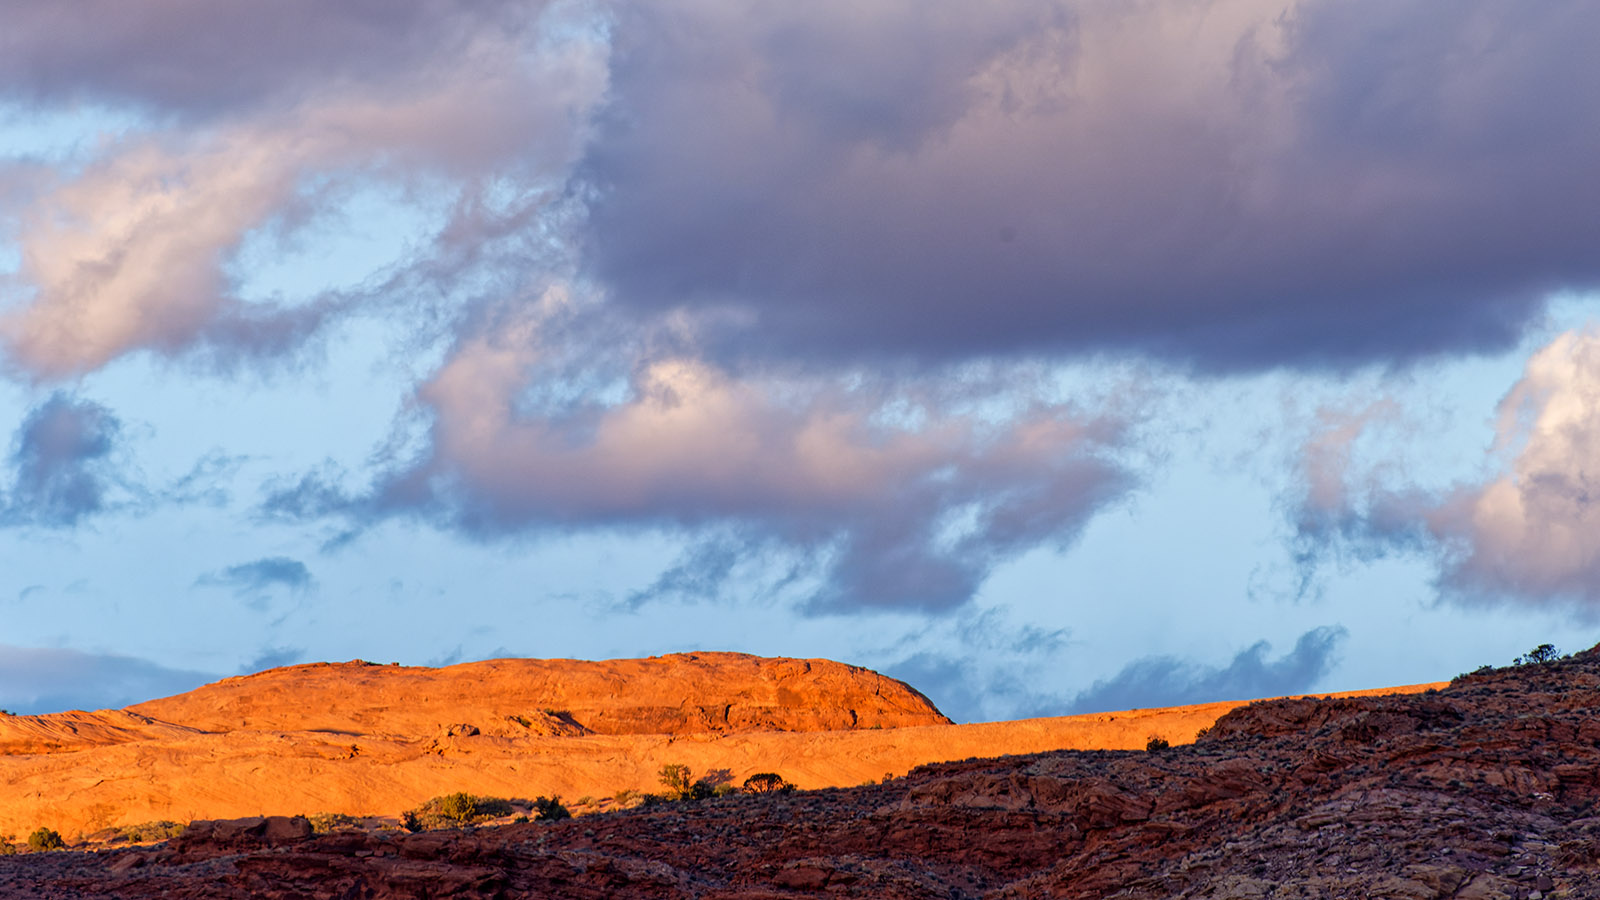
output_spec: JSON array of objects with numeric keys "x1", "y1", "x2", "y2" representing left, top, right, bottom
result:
[
  {"x1": 0, "y1": 651, "x2": 1436, "y2": 838},
  {"x1": 0, "y1": 648, "x2": 1561, "y2": 897},
  {"x1": 125, "y1": 653, "x2": 950, "y2": 738}
]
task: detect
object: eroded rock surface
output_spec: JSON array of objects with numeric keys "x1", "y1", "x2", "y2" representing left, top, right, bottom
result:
[{"x1": 3, "y1": 651, "x2": 1590, "y2": 898}]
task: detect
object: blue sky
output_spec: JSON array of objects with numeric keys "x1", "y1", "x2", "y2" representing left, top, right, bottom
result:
[{"x1": 3, "y1": 0, "x2": 1600, "y2": 721}]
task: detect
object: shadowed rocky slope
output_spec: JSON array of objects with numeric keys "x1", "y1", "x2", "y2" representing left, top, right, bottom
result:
[{"x1": 0, "y1": 647, "x2": 1566, "y2": 897}]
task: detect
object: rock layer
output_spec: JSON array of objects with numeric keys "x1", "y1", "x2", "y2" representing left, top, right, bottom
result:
[
  {"x1": 0, "y1": 650, "x2": 1592, "y2": 898},
  {"x1": 125, "y1": 653, "x2": 950, "y2": 739},
  {"x1": 0, "y1": 649, "x2": 1436, "y2": 837}
]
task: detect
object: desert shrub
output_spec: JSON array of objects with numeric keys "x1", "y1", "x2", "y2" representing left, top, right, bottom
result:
[
  {"x1": 532, "y1": 795, "x2": 571, "y2": 821},
  {"x1": 1194, "y1": 726, "x2": 1212, "y2": 741},
  {"x1": 308, "y1": 813, "x2": 360, "y2": 835},
  {"x1": 658, "y1": 763, "x2": 695, "y2": 799},
  {"x1": 742, "y1": 773, "x2": 788, "y2": 794},
  {"x1": 612, "y1": 789, "x2": 641, "y2": 808},
  {"x1": 1513, "y1": 644, "x2": 1561, "y2": 666},
  {"x1": 28, "y1": 827, "x2": 64, "y2": 852},
  {"x1": 712, "y1": 784, "x2": 739, "y2": 797},
  {"x1": 0, "y1": 835, "x2": 16, "y2": 855},
  {"x1": 119, "y1": 820, "x2": 185, "y2": 843},
  {"x1": 402, "y1": 793, "x2": 515, "y2": 831},
  {"x1": 1145, "y1": 736, "x2": 1170, "y2": 752}
]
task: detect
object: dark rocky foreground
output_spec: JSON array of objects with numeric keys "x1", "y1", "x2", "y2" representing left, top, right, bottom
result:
[{"x1": 9, "y1": 650, "x2": 1600, "y2": 899}]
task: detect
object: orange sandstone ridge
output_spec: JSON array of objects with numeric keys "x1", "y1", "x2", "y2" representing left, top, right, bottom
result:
[{"x1": 0, "y1": 651, "x2": 1442, "y2": 837}]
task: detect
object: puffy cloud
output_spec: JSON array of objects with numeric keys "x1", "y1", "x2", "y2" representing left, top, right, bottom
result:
[
  {"x1": 0, "y1": 4, "x2": 606, "y2": 379},
  {"x1": 1062, "y1": 627, "x2": 1348, "y2": 714},
  {"x1": 1291, "y1": 327, "x2": 1600, "y2": 609},
  {"x1": 1425, "y1": 330, "x2": 1600, "y2": 604},
  {"x1": 579, "y1": 0, "x2": 1600, "y2": 370},
  {"x1": 269, "y1": 290, "x2": 1137, "y2": 612},
  {"x1": 0, "y1": 645, "x2": 214, "y2": 714},
  {"x1": 5, "y1": 393, "x2": 122, "y2": 526}
]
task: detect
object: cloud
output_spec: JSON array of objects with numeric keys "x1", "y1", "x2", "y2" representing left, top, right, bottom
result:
[
  {"x1": 0, "y1": 645, "x2": 215, "y2": 714},
  {"x1": 4, "y1": 393, "x2": 122, "y2": 526},
  {"x1": 578, "y1": 0, "x2": 1600, "y2": 371},
  {"x1": 884, "y1": 609, "x2": 1074, "y2": 723},
  {"x1": 1292, "y1": 328, "x2": 1600, "y2": 610},
  {"x1": 266, "y1": 290, "x2": 1137, "y2": 612},
  {"x1": 0, "y1": 3, "x2": 607, "y2": 380},
  {"x1": 1423, "y1": 329, "x2": 1600, "y2": 606},
  {"x1": 0, "y1": 1, "x2": 547, "y2": 116},
  {"x1": 1062, "y1": 626, "x2": 1348, "y2": 714},
  {"x1": 195, "y1": 557, "x2": 315, "y2": 600}
]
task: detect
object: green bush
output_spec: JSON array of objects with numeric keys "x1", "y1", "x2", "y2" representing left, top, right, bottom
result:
[
  {"x1": 119, "y1": 820, "x2": 185, "y2": 843},
  {"x1": 28, "y1": 827, "x2": 64, "y2": 852},
  {"x1": 401, "y1": 793, "x2": 516, "y2": 831},
  {"x1": 307, "y1": 813, "x2": 360, "y2": 834},
  {"x1": 658, "y1": 763, "x2": 695, "y2": 799},
  {"x1": 658, "y1": 763, "x2": 719, "y2": 801}
]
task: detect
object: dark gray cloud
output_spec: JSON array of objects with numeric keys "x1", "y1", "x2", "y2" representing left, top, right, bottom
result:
[
  {"x1": 1061, "y1": 626, "x2": 1348, "y2": 715},
  {"x1": 196, "y1": 557, "x2": 315, "y2": 598},
  {"x1": 579, "y1": 0, "x2": 1600, "y2": 372},
  {"x1": 0, "y1": 645, "x2": 215, "y2": 714},
  {"x1": 0, "y1": 0, "x2": 542, "y2": 116},
  {"x1": 5, "y1": 393, "x2": 122, "y2": 527}
]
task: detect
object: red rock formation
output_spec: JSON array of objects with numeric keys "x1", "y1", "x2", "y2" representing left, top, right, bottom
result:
[
  {"x1": 128, "y1": 652, "x2": 950, "y2": 738},
  {"x1": 2, "y1": 651, "x2": 1586, "y2": 898}
]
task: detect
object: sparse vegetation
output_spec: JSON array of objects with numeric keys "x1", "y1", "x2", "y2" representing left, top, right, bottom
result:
[
  {"x1": 742, "y1": 772, "x2": 792, "y2": 794},
  {"x1": 1194, "y1": 726, "x2": 1212, "y2": 741},
  {"x1": 28, "y1": 827, "x2": 65, "y2": 852},
  {"x1": 532, "y1": 795, "x2": 571, "y2": 821},
  {"x1": 658, "y1": 762, "x2": 715, "y2": 801},
  {"x1": 401, "y1": 793, "x2": 515, "y2": 831},
  {"x1": 308, "y1": 813, "x2": 360, "y2": 834},
  {"x1": 0, "y1": 834, "x2": 16, "y2": 855},
  {"x1": 1513, "y1": 643, "x2": 1562, "y2": 666},
  {"x1": 118, "y1": 820, "x2": 185, "y2": 843},
  {"x1": 1146, "y1": 735, "x2": 1170, "y2": 752}
]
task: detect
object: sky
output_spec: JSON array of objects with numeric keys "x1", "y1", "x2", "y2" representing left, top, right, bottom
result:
[{"x1": 3, "y1": 0, "x2": 1600, "y2": 722}]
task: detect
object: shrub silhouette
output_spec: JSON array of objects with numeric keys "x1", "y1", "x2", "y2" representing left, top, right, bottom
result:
[
  {"x1": 742, "y1": 773, "x2": 792, "y2": 794},
  {"x1": 1513, "y1": 644, "x2": 1561, "y2": 666},
  {"x1": 532, "y1": 796, "x2": 571, "y2": 821},
  {"x1": 1145, "y1": 735, "x2": 1170, "y2": 752},
  {"x1": 28, "y1": 827, "x2": 64, "y2": 852}
]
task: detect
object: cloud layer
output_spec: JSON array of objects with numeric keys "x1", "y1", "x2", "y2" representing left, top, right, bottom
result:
[
  {"x1": 270, "y1": 292, "x2": 1137, "y2": 611},
  {"x1": 582, "y1": 0, "x2": 1600, "y2": 370}
]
